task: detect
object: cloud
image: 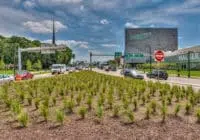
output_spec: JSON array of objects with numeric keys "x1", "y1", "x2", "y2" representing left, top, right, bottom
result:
[
  {"x1": 23, "y1": 0, "x2": 36, "y2": 8},
  {"x1": 43, "y1": 39, "x2": 89, "y2": 49},
  {"x1": 125, "y1": 22, "x2": 139, "y2": 28},
  {"x1": 101, "y1": 44, "x2": 117, "y2": 48},
  {"x1": 100, "y1": 19, "x2": 109, "y2": 25},
  {"x1": 37, "y1": 0, "x2": 82, "y2": 6},
  {"x1": 23, "y1": 20, "x2": 67, "y2": 34}
]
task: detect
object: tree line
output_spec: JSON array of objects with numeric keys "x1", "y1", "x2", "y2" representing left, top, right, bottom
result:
[{"x1": 0, "y1": 35, "x2": 72, "y2": 70}]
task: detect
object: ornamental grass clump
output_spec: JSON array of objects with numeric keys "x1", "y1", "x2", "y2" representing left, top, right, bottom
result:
[
  {"x1": 167, "y1": 96, "x2": 172, "y2": 105},
  {"x1": 39, "y1": 104, "x2": 49, "y2": 122},
  {"x1": 150, "y1": 100, "x2": 157, "y2": 114},
  {"x1": 96, "y1": 105, "x2": 103, "y2": 119},
  {"x1": 63, "y1": 99, "x2": 74, "y2": 114},
  {"x1": 124, "y1": 109, "x2": 135, "y2": 124},
  {"x1": 112, "y1": 104, "x2": 120, "y2": 118},
  {"x1": 196, "y1": 108, "x2": 200, "y2": 123},
  {"x1": 185, "y1": 102, "x2": 192, "y2": 115},
  {"x1": 174, "y1": 104, "x2": 181, "y2": 117},
  {"x1": 17, "y1": 111, "x2": 29, "y2": 127},
  {"x1": 11, "y1": 100, "x2": 21, "y2": 115},
  {"x1": 78, "y1": 106, "x2": 87, "y2": 119},
  {"x1": 133, "y1": 99, "x2": 138, "y2": 111},
  {"x1": 161, "y1": 104, "x2": 167, "y2": 123},
  {"x1": 86, "y1": 95, "x2": 92, "y2": 110},
  {"x1": 76, "y1": 93, "x2": 82, "y2": 106},
  {"x1": 145, "y1": 106, "x2": 151, "y2": 120},
  {"x1": 34, "y1": 98, "x2": 40, "y2": 110},
  {"x1": 27, "y1": 95, "x2": 32, "y2": 106},
  {"x1": 56, "y1": 109, "x2": 65, "y2": 125}
]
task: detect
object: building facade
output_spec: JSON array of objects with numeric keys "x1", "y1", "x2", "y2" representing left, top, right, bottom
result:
[{"x1": 125, "y1": 28, "x2": 178, "y2": 64}]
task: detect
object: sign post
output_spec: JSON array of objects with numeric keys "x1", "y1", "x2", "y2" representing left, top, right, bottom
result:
[{"x1": 154, "y1": 50, "x2": 165, "y2": 80}]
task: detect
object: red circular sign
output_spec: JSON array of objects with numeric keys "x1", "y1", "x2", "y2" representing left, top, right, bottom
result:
[{"x1": 154, "y1": 50, "x2": 165, "y2": 62}]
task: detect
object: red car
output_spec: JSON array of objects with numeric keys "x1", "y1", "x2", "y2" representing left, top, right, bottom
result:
[{"x1": 15, "y1": 71, "x2": 34, "y2": 80}]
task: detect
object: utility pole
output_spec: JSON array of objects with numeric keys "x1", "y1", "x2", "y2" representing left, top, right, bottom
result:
[
  {"x1": 149, "y1": 45, "x2": 152, "y2": 73},
  {"x1": 90, "y1": 52, "x2": 92, "y2": 71},
  {"x1": 52, "y1": 17, "x2": 56, "y2": 45},
  {"x1": 18, "y1": 48, "x2": 22, "y2": 73}
]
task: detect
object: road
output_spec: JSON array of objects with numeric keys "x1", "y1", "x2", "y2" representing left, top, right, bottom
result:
[{"x1": 92, "y1": 68, "x2": 200, "y2": 91}]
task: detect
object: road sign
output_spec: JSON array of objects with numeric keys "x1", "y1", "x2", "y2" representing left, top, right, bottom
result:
[
  {"x1": 125, "y1": 53, "x2": 144, "y2": 59},
  {"x1": 154, "y1": 50, "x2": 165, "y2": 62}
]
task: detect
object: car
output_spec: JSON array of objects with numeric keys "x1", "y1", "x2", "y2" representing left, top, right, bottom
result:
[
  {"x1": 124, "y1": 69, "x2": 144, "y2": 79},
  {"x1": 51, "y1": 64, "x2": 66, "y2": 74},
  {"x1": 68, "y1": 67, "x2": 76, "y2": 73},
  {"x1": 15, "y1": 71, "x2": 34, "y2": 80},
  {"x1": 146, "y1": 70, "x2": 168, "y2": 80},
  {"x1": 0, "y1": 74, "x2": 14, "y2": 83}
]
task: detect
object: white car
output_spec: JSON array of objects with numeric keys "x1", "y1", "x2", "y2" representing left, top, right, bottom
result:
[
  {"x1": 51, "y1": 64, "x2": 66, "y2": 74},
  {"x1": 0, "y1": 74, "x2": 14, "y2": 83}
]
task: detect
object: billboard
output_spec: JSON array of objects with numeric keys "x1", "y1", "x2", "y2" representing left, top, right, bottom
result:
[{"x1": 125, "y1": 28, "x2": 178, "y2": 63}]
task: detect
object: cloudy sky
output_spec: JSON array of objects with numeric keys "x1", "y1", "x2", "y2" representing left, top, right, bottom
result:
[{"x1": 1, "y1": 0, "x2": 200, "y2": 61}]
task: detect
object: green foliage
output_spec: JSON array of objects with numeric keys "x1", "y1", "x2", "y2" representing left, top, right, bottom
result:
[
  {"x1": 26, "y1": 59, "x2": 32, "y2": 71},
  {"x1": 196, "y1": 108, "x2": 200, "y2": 123},
  {"x1": 174, "y1": 104, "x2": 181, "y2": 117},
  {"x1": 0, "y1": 59, "x2": 5, "y2": 70},
  {"x1": 185, "y1": 102, "x2": 192, "y2": 115},
  {"x1": 96, "y1": 105, "x2": 103, "y2": 119},
  {"x1": 112, "y1": 104, "x2": 120, "y2": 118},
  {"x1": 11, "y1": 100, "x2": 21, "y2": 115},
  {"x1": 86, "y1": 95, "x2": 92, "y2": 110},
  {"x1": 63, "y1": 99, "x2": 74, "y2": 113},
  {"x1": 34, "y1": 98, "x2": 40, "y2": 110},
  {"x1": 133, "y1": 99, "x2": 138, "y2": 111},
  {"x1": 78, "y1": 106, "x2": 87, "y2": 119},
  {"x1": 145, "y1": 106, "x2": 151, "y2": 120},
  {"x1": 150, "y1": 100, "x2": 157, "y2": 113},
  {"x1": 125, "y1": 109, "x2": 135, "y2": 123},
  {"x1": 33, "y1": 59, "x2": 42, "y2": 71},
  {"x1": 161, "y1": 104, "x2": 167, "y2": 122},
  {"x1": 76, "y1": 93, "x2": 82, "y2": 106},
  {"x1": 39, "y1": 104, "x2": 49, "y2": 121},
  {"x1": 27, "y1": 95, "x2": 32, "y2": 106},
  {"x1": 17, "y1": 111, "x2": 29, "y2": 127},
  {"x1": 56, "y1": 109, "x2": 65, "y2": 125}
]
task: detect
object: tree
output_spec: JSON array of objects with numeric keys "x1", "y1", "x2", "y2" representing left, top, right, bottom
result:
[
  {"x1": 0, "y1": 59, "x2": 5, "y2": 70},
  {"x1": 33, "y1": 60, "x2": 42, "y2": 71},
  {"x1": 26, "y1": 59, "x2": 32, "y2": 71}
]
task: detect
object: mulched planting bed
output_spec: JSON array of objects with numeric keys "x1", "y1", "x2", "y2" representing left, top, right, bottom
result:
[{"x1": 0, "y1": 71, "x2": 200, "y2": 140}]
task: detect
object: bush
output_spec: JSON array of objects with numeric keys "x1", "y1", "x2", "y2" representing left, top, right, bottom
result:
[
  {"x1": 185, "y1": 102, "x2": 192, "y2": 115},
  {"x1": 78, "y1": 106, "x2": 87, "y2": 119},
  {"x1": 17, "y1": 111, "x2": 29, "y2": 127},
  {"x1": 56, "y1": 109, "x2": 65, "y2": 125},
  {"x1": 86, "y1": 95, "x2": 92, "y2": 110},
  {"x1": 174, "y1": 104, "x2": 181, "y2": 117},
  {"x1": 112, "y1": 104, "x2": 120, "y2": 118},
  {"x1": 11, "y1": 100, "x2": 21, "y2": 115},
  {"x1": 34, "y1": 98, "x2": 40, "y2": 110},
  {"x1": 63, "y1": 99, "x2": 74, "y2": 113},
  {"x1": 161, "y1": 104, "x2": 167, "y2": 122},
  {"x1": 125, "y1": 109, "x2": 135, "y2": 123},
  {"x1": 39, "y1": 104, "x2": 49, "y2": 121},
  {"x1": 96, "y1": 105, "x2": 103, "y2": 119},
  {"x1": 196, "y1": 108, "x2": 200, "y2": 123}
]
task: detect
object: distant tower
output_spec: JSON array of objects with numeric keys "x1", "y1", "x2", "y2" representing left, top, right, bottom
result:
[{"x1": 52, "y1": 17, "x2": 56, "y2": 45}]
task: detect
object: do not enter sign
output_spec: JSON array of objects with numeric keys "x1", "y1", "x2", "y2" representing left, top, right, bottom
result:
[{"x1": 154, "y1": 50, "x2": 165, "y2": 62}]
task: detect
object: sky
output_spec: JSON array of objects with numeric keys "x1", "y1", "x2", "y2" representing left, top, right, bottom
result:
[{"x1": 1, "y1": 0, "x2": 200, "y2": 61}]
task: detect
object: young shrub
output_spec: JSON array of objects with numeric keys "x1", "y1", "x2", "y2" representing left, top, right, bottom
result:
[
  {"x1": 86, "y1": 95, "x2": 92, "y2": 110},
  {"x1": 167, "y1": 96, "x2": 172, "y2": 105},
  {"x1": 11, "y1": 100, "x2": 21, "y2": 115},
  {"x1": 78, "y1": 106, "x2": 87, "y2": 119},
  {"x1": 145, "y1": 106, "x2": 151, "y2": 120},
  {"x1": 185, "y1": 102, "x2": 192, "y2": 115},
  {"x1": 150, "y1": 100, "x2": 157, "y2": 114},
  {"x1": 112, "y1": 104, "x2": 120, "y2": 118},
  {"x1": 161, "y1": 104, "x2": 167, "y2": 123},
  {"x1": 63, "y1": 99, "x2": 74, "y2": 114},
  {"x1": 174, "y1": 104, "x2": 181, "y2": 117},
  {"x1": 19, "y1": 92, "x2": 25, "y2": 103},
  {"x1": 39, "y1": 104, "x2": 49, "y2": 121},
  {"x1": 96, "y1": 105, "x2": 103, "y2": 119},
  {"x1": 141, "y1": 95, "x2": 146, "y2": 105},
  {"x1": 17, "y1": 111, "x2": 29, "y2": 127},
  {"x1": 133, "y1": 99, "x2": 138, "y2": 111},
  {"x1": 125, "y1": 109, "x2": 135, "y2": 124},
  {"x1": 107, "y1": 93, "x2": 114, "y2": 109},
  {"x1": 76, "y1": 93, "x2": 82, "y2": 106},
  {"x1": 56, "y1": 109, "x2": 65, "y2": 125},
  {"x1": 34, "y1": 98, "x2": 40, "y2": 110},
  {"x1": 123, "y1": 98, "x2": 129, "y2": 110},
  {"x1": 5, "y1": 98, "x2": 12, "y2": 109},
  {"x1": 196, "y1": 108, "x2": 200, "y2": 123},
  {"x1": 42, "y1": 96, "x2": 50, "y2": 107}
]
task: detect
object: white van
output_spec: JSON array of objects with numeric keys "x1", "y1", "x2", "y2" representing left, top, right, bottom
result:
[{"x1": 51, "y1": 64, "x2": 66, "y2": 74}]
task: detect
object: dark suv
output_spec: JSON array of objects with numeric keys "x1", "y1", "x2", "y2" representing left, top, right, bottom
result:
[{"x1": 147, "y1": 70, "x2": 168, "y2": 80}]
